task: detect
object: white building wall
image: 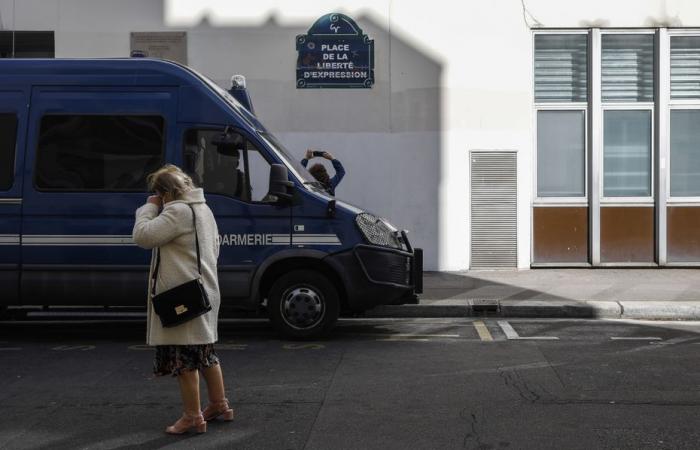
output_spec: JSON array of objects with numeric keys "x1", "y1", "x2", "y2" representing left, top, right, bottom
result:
[{"x1": 1, "y1": 0, "x2": 700, "y2": 270}]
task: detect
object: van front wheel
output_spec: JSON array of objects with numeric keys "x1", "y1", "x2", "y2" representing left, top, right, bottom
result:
[{"x1": 268, "y1": 270, "x2": 339, "y2": 339}]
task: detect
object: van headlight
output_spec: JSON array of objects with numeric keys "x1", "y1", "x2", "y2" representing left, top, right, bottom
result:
[{"x1": 355, "y1": 213, "x2": 403, "y2": 250}]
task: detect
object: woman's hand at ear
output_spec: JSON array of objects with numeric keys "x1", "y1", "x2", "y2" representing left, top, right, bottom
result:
[{"x1": 147, "y1": 195, "x2": 162, "y2": 208}]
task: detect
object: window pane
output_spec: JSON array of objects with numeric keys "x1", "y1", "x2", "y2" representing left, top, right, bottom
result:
[
  {"x1": 602, "y1": 34, "x2": 654, "y2": 103},
  {"x1": 36, "y1": 115, "x2": 164, "y2": 191},
  {"x1": 186, "y1": 129, "x2": 247, "y2": 200},
  {"x1": 0, "y1": 114, "x2": 17, "y2": 190},
  {"x1": 671, "y1": 36, "x2": 700, "y2": 100},
  {"x1": 537, "y1": 110, "x2": 586, "y2": 197},
  {"x1": 185, "y1": 130, "x2": 273, "y2": 203},
  {"x1": 245, "y1": 141, "x2": 273, "y2": 202},
  {"x1": 534, "y1": 34, "x2": 588, "y2": 103},
  {"x1": 671, "y1": 110, "x2": 700, "y2": 196},
  {"x1": 603, "y1": 110, "x2": 652, "y2": 197}
]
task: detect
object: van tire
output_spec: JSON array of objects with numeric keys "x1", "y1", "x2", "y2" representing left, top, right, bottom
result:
[{"x1": 267, "y1": 270, "x2": 339, "y2": 339}]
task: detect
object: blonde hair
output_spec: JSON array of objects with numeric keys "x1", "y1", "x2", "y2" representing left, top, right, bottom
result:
[{"x1": 147, "y1": 164, "x2": 194, "y2": 200}]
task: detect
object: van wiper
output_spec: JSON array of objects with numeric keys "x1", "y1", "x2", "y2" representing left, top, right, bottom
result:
[
  {"x1": 303, "y1": 180, "x2": 331, "y2": 194},
  {"x1": 304, "y1": 180, "x2": 324, "y2": 189}
]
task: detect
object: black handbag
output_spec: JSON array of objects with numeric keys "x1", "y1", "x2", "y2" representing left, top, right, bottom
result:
[{"x1": 150, "y1": 204, "x2": 212, "y2": 328}]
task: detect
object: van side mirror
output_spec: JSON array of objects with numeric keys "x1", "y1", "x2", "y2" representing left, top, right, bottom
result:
[{"x1": 269, "y1": 164, "x2": 294, "y2": 203}]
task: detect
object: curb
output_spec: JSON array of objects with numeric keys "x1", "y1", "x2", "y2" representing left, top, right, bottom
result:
[{"x1": 363, "y1": 300, "x2": 700, "y2": 320}]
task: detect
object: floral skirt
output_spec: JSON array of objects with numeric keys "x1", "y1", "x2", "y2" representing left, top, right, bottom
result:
[{"x1": 153, "y1": 344, "x2": 220, "y2": 377}]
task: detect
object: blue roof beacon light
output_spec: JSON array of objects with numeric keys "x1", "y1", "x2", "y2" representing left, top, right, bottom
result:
[{"x1": 228, "y1": 74, "x2": 255, "y2": 115}]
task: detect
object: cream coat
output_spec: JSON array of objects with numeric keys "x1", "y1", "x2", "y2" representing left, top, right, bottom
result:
[{"x1": 132, "y1": 188, "x2": 221, "y2": 346}]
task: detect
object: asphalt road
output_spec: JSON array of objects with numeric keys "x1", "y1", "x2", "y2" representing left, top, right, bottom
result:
[{"x1": 1, "y1": 317, "x2": 700, "y2": 449}]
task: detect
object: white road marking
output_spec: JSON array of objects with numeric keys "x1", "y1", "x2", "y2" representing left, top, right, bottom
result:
[
  {"x1": 0, "y1": 347, "x2": 21, "y2": 351},
  {"x1": 425, "y1": 361, "x2": 566, "y2": 378},
  {"x1": 498, "y1": 321, "x2": 521, "y2": 339},
  {"x1": 603, "y1": 319, "x2": 700, "y2": 326},
  {"x1": 473, "y1": 321, "x2": 493, "y2": 341},
  {"x1": 610, "y1": 337, "x2": 662, "y2": 341},
  {"x1": 497, "y1": 321, "x2": 559, "y2": 340},
  {"x1": 51, "y1": 345, "x2": 95, "y2": 351},
  {"x1": 374, "y1": 333, "x2": 461, "y2": 342},
  {"x1": 128, "y1": 345, "x2": 153, "y2": 351},
  {"x1": 614, "y1": 337, "x2": 696, "y2": 354},
  {"x1": 363, "y1": 333, "x2": 460, "y2": 338},
  {"x1": 216, "y1": 343, "x2": 248, "y2": 350},
  {"x1": 282, "y1": 343, "x2": 325, "y2": 350}
]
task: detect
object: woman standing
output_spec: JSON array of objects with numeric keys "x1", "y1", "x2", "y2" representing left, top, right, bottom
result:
[{"x1": 133, "y1": 164, "x2": 234, "y2": 434}]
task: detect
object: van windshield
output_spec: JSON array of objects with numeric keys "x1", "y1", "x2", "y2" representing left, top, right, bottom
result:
[
  {"x1": 257, "y1": 131, "x2": 322, "y2": 188},
  {"x1": 186, "y1": 68, "x2": 322, "y2": 189}
]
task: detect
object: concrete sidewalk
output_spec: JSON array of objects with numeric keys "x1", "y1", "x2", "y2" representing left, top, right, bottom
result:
[{"x1": 367, "y1": 269, "x2": 700, "y2": 319}]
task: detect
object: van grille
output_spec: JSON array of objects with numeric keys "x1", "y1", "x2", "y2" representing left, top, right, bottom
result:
[{"x1": 356, "y1": 248, "x2": 410, "y2": 286}]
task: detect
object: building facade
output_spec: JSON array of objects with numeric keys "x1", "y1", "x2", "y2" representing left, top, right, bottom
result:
[{"x1": 1, "y1": 0, "x2": 700, "y2": 271}]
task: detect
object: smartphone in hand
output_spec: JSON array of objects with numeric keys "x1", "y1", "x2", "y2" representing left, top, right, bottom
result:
[{"x1": 312, "y1": 150, "x2": 325, "y2": 158}]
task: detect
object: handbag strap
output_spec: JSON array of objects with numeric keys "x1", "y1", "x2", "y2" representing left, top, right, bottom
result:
[{"x1": 150, "y1": 204, "x2": 202, "y2": 297}]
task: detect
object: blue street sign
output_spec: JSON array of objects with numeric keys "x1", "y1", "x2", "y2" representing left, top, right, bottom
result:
[{"x1": 296, "y1": 13, "x2": 374, "y2": 89}]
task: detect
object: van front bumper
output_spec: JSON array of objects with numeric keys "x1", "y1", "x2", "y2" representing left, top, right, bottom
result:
[{"x1": 325, "y1": 245, "x2": 423, "y2": 311}]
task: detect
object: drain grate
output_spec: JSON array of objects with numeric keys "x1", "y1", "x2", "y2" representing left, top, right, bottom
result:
[{"x1": 469, "y1": 299, "x2": 501, "y2": 316}]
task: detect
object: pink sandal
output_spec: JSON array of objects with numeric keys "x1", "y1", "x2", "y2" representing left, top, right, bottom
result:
[
  {"x1": 202, "y1": 398, "x2": 235, "y2": 422},
  {"x1": 165, "y1": 411, "x2": 207, "y2": 434}
]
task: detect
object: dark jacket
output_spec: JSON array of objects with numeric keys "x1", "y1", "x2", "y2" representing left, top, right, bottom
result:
[{"x1": 301, "y1": 158, "x2": 346, "y2": 196}]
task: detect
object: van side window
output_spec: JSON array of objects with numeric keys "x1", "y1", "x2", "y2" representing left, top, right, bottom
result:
[
  {"x1": 184, "y1": 129, "x2": 273, "y2": 203},
  {"x1": 0, "y1": 114, "x2": 17, "y2": 190},
  {"x1": 35, "y1": 115, "x2": 164, "y2": 191}
]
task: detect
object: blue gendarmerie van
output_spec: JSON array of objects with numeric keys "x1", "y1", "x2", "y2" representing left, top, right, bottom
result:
[{"x1": 0, "y1": 58, "x2": 423, "y2": 337}]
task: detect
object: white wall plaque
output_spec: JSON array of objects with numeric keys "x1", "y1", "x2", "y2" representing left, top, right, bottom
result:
[{"x1": 130, "y1": 32, "x2": 187, "y2": 65}]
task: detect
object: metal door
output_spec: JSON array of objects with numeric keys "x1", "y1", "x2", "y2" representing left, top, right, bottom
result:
[{"x1": 470, "y1": 151, "x2": 517, "y2": 269}]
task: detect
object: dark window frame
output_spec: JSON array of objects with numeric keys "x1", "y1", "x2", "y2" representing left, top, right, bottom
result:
[
  {"x1": 33, "y1": 114, "x2": 167, "y2": 193},
  {"x1": 0, "y1": 31, "x2": 55, "y2": 58}
]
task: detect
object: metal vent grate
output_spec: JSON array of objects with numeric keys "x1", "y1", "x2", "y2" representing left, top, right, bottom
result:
[{"x1": 470, "y1": 151, "x2": 517, "y2": 269}]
